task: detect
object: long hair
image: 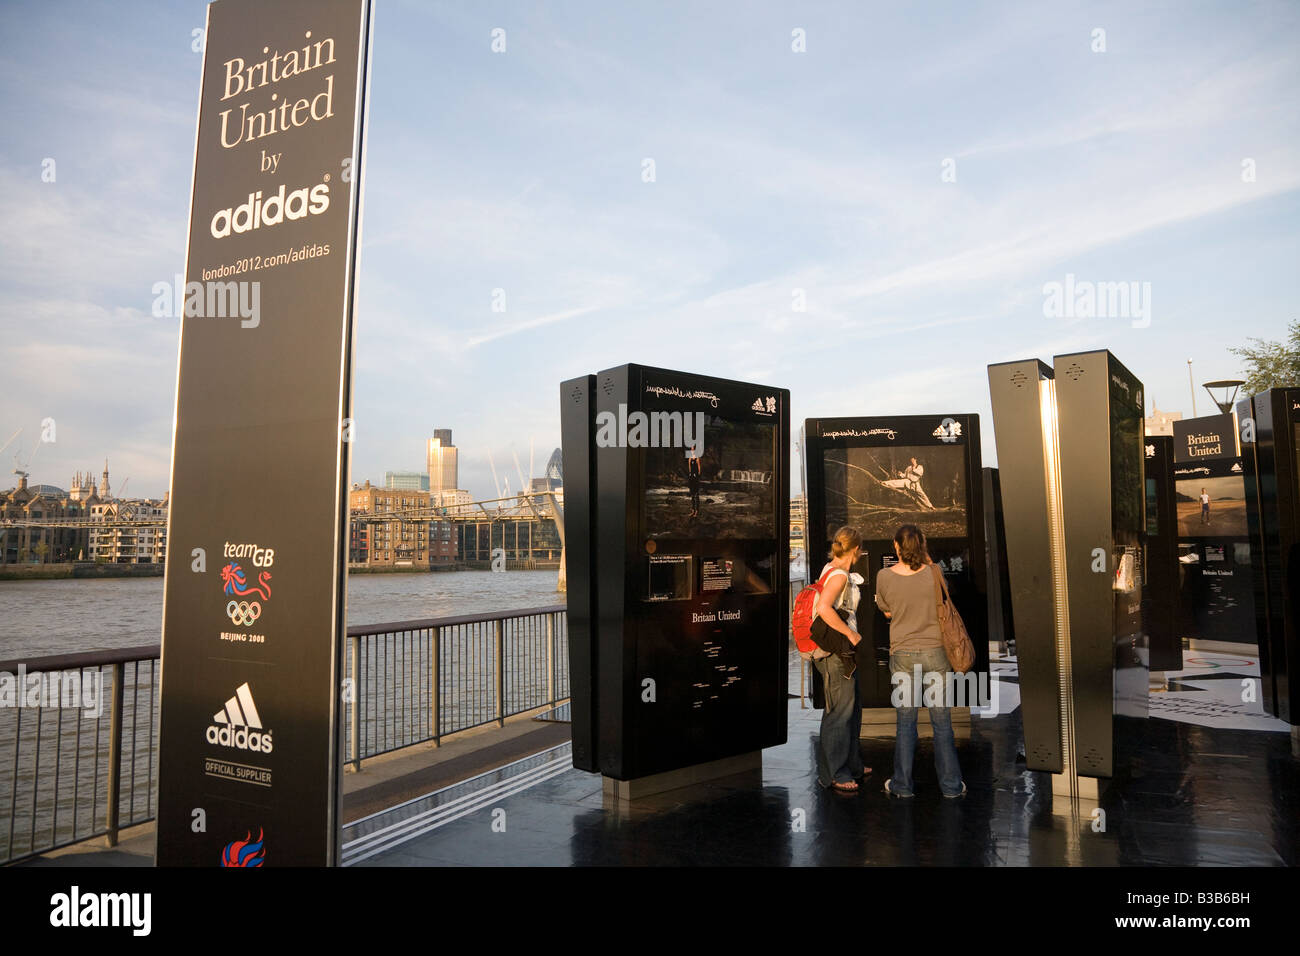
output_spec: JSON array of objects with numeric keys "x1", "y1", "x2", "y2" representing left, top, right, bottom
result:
[
  {"x1": 894, "y1": 524, "x2": 927, "y2": 571},
  {"x1": 828, "y1": 525, "x2": 862, "y2": 561}
]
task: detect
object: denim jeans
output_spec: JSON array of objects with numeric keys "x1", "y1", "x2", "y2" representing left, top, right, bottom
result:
[
  {"x1": 889, "y1": 647, "x2": 963, "y2": 796},
  {"x1": 814, "y1": 652, "x2": 863, "y2": 786}
]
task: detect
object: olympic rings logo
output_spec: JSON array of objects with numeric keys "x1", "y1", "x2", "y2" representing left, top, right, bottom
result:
[{"x1": 226, "y1": 600, "x2": 262, "y2": 626}]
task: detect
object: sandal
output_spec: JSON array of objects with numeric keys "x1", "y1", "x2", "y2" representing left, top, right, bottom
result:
[{"x1": 830, "y1": 780, "x2": 858, "y2": 792}]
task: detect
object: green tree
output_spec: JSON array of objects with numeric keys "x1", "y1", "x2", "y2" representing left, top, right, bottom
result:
[{"x1": 1229, "y1": 319, "x2": 1300, "y2": 394}]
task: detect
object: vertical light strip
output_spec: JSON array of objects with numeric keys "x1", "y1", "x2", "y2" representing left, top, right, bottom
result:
[{"x1": 1040, "y1": 378, "x2": 1077, "y2": 803}]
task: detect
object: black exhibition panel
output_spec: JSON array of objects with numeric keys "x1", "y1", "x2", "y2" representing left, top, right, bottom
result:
[
  {"x1": 562, "y1": 364, "x2": 790, "y2": 780},
  {"x1": 1238, "y1": 388, "x2": 1300, "y2": 724},
  {"x1": 1053, "y1": 350, "x2": 1149, "y2": 777},
  {"x1": 803, "y1": 415, "x2": 988, "y2": 708},
  {"x1": 1171, "y1": 451, "x2": 1256, "y2": 649},
  {"x1": 1238, "y1": 394, "x2": 1275, "y2": 715},
  {"x1": 155, "y1": 0, "x2": 373, "y2": 866},
  {"x1": 987, "y1": 359, "x2": 1062, "y2": 773},
  {"x1": 559, "y1": 375, "x2": 598, "y2": 770},
  {"x1": 1143, "y1": 435, "x2": 1181, "y2": 672},
  {"x1": 983, "y1": 467, "x2": 1016, "y2": 657}
]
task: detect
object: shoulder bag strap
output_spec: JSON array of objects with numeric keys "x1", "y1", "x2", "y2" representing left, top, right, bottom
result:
[{"x1": 929, "y1": 563, "x2": 946, "y2": 609}]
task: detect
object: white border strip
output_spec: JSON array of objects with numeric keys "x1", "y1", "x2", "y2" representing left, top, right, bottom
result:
[{"x1": 342, "y1": 758, "x2": 573, "y2": 865}]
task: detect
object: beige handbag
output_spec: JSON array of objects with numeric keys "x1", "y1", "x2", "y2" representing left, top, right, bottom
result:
[{"x1": 930, "y1": 564, "x2": 975, "y2": 673}]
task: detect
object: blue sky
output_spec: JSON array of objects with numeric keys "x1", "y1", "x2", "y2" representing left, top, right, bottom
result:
[{"x1": 2, "y1": 0, "x2": 1297, "y2": 499}]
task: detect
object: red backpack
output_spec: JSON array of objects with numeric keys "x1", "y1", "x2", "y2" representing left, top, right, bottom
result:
[{"x1": 791, "y1": 567, "x2": 840, "y2": 654}]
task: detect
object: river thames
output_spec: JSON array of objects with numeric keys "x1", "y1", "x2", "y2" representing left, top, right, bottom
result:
[{"x1": 0, "y1": 570, "x2": 566, "y2": 658}]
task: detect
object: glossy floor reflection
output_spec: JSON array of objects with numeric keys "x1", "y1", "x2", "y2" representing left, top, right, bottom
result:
[{"x1": 355, "y1": 700, "x2": 1299, "y2": 866}]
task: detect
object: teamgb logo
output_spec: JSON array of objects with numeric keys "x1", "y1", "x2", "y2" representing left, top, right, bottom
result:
[
  {"x1": 207, "y1": 682, "x2": 273, "y2": 753},
  {"x1": 222, "y1": 554, "x2": 272, "y2": 627},
  {"x1": 221, "y1": 828, "x2": 266, "y2": 867}
]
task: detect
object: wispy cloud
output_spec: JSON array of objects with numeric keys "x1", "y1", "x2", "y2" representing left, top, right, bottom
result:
[{"x1": 2, "y1": 0, "x2": 1297, "y2": 496}]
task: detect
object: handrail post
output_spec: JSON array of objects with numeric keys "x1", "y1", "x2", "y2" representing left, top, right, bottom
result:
[
  {"x1": 494, "y1": 620, "x2": 505, "y2": 727},
  {"x1": 546, "y1": 613, "x2": 555, "y2": 706},
  {"x1": 349, "y1": 636, "x2": 360, "y2": 772},
  {"x1": 105, "y1": 662, "x2": 124, "y2": 847},
  {"x1": 431, "y1": 626, "x2": 440, "y2": 747}
]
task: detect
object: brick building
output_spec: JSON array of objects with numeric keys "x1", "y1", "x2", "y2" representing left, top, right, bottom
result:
[{"x1": 348, "y1": 480, "x2": 456, "y2": 568}]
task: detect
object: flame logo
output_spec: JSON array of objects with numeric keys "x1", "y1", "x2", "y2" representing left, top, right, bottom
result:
[
  {"x1": 221, "y1": 562, "x2": 272, "y2": 601},
  {"x1": 221, "y1": 828, "x2": 266, "y2": 867}
]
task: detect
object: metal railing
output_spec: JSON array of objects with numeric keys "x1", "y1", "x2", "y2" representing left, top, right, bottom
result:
[
  {"x1": 1, "y1": 587, "x2": 799, "y2": 865},
  {"x1": 0, "y1": 646, "x2": 159, "y2": 867},
  {"x1": 0, "y1": 605, "x2": 571, "y2": 865},
  {"x1": 344, "y1": 605, "x2": 569, "y2": 767}
]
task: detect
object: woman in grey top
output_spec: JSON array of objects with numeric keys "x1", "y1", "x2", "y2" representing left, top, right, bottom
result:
[{"x1": 874, "y1": 524, "x2": 965, "y2": 798}]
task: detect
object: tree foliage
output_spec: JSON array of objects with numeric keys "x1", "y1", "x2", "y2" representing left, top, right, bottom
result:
[{"x1": 1229, "y1": 320, "x2": 1300, "y2": 395}]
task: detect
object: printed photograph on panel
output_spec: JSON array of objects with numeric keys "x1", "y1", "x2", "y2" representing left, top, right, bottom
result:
[
  {"x1": 643, "y1": 415, "x2": 776, "y2": 539},
  {"x1": 1175, "y1": 475, "x2": 1248, "y2": 537},
  {"x1": 822, "y1": 444, "x2": 968, "y2": 541}
]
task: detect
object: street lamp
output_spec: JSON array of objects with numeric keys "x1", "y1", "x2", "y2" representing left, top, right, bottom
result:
[{"x1": 1203, "y1": 379, "x2": 1246, "y2": 415}]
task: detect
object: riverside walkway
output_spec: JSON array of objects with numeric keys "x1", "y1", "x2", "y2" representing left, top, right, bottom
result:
[
  {"x1": 18, "y1": 656, "x2": 1300, "y2": 867},
  {"x1": 20, "y1": 712, "x2": 570, "y2": 866}
]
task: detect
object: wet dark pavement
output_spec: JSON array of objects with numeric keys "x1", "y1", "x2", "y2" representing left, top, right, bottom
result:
[{"x1": 353, "y1": 699, "x2": 1299, "y2": 866}]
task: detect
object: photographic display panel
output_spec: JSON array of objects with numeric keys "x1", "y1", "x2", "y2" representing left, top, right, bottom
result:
[
  {"x1": 1172, "y1": 453, "x2": 1256, "y2": 648},
  {"x1": 563, "y1": 364, "x2": 789, "y2": 780},
  {"x1": 155, "y1": 0, "x2": 372, "y2": 866},
  {"x1": 1238, "y1": 389, "x2": 1300, "y2": 724},
  {"x1": 804, "y1": 415, "x2": 988, "y2": 708}
]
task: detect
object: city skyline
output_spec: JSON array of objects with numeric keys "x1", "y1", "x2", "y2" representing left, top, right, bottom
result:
[{"x1": 2, "y1": 1, "x2": 1297, "y2": 500}]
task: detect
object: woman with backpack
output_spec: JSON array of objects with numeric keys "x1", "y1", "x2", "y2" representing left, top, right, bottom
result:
[
  {"x1": 874, "y1": 524, "x2": 966, "y2": 798},
  {"x1": 811, "y1": 525, "x2": 869, "y2": 792}
]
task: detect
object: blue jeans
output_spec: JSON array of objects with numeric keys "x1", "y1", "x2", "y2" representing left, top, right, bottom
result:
[
  {"x1": 890, "y1": 647, "x2": 963, "y2": 796},
  {"x1": 814, "y1": 652, "x2": 863, "y2": 786}
]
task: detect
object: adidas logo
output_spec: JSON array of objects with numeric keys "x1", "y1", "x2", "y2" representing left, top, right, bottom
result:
[
  {"x1": 206, "y1": 682, "x2": 273, "y2": 753},
  {"x1": 751, "y1": 398, "x2": 764, "y2": 411}
]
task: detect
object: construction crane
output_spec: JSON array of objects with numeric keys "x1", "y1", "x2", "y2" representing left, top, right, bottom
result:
[{"x1": 10, "y1": 428, "x2": 43, "y2": 482}]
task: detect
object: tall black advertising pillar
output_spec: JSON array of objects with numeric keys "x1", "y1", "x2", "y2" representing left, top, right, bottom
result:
[
  {"x1": 561, "y1": 365, "x2": 789, "y2": 785},
  {"x1": 1143, "y1": 435, "x2": 1182, "y2": 672},
  {"x1": 988, "y1": 350, "x2": 1149, "y2": 789},
  {"x1": 987, "y1": 360, "x2": 1063, "y2": 773},
  {"x1": 803, "y1": 416, "x2": 988, "y2": 707},
  {"x1": 983, "y1": 467, "x2": 1016, "y2": 657},
  {"x1": 1054, "y1": 350, "x2": 1149, "y2": 776},
  {"x1": 1238, "y1": 388, "x2": 1300, "y2": 725},
  {"x1": 156, "y1": 0, "x2": 372, "y2": 866},
  {"x1": 559, "y1": 375, "x2": 598, "y2": 769}
]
